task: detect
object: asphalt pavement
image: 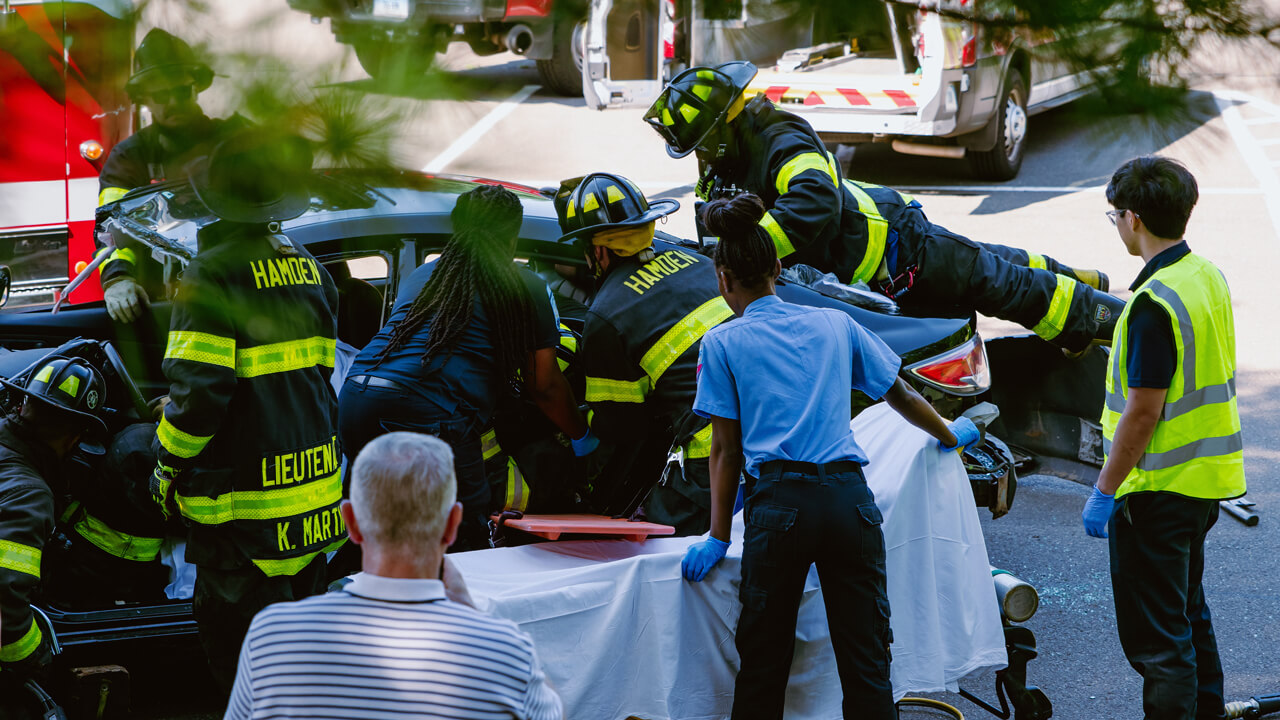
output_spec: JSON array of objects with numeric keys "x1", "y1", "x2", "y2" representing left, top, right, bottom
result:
[{"x1": 128, "y1": 3, "x2": 1280, "y2": 718}]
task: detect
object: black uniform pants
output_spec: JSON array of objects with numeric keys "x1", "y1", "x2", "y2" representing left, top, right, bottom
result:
[
  {"x1": 645, "y1": 456, "x2": 712, "y2": 536},
  {"x1": 1109, "y1": 492, "x2": 1226, "y2": 720},
  {"x1": 731, "y1": 461, "x2": 895, "y2": 720},
  {"x1": 895, "y1": 218, "x2": 1125, "y2": 352},
  {"x1": 193, "y1": 554, "x2": 327, "y2": 694},
  {"x1": 338, "y1": 380, "x2": 491, "y2": 551}
]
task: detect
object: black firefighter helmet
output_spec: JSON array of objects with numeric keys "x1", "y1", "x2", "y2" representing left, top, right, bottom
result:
[
  {"x1": 0, "y1": 356, "x2": 108, "y2": 435},
  {"x1": 555, "y1": 172, "x2": 679, "y2": 247},
  {"x1": 644, "y1": 61, "x2": 758, "y2": 159},
  {"x1": 125, "y1": 29, "x2": 215, "y2": 101}
]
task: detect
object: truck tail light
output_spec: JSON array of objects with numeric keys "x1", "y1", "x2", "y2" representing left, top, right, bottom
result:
[{"x1": 962, "y1": 23, "x2": 977, "y2": 67}]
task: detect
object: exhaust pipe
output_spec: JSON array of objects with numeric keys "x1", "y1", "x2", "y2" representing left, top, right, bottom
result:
[
  {"x1": 892, "y1": 140, "x2": 966, "y2": 159},
  {"x1": 992, "y1": 568, "x2": 1039, "y2": 623},
  {"x1": 506, "y1": 24, "x2": 534, "y2": 55}
]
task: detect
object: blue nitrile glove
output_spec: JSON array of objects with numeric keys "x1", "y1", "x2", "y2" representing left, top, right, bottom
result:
[
  {"x1": 682, "y1": 536, "x2": 730, "y2": 582},
  {"x1": 1082, "y1": 486, "x2": 1116, "y2": 538},
  {"x1": 571, "y1": 428, "x2": 600, "y2": 457},
  {"x1": 938, "y1": 417, "x2": 980, "y2": 452}
]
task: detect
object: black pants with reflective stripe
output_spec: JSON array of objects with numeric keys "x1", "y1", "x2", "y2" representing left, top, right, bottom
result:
[
  {"x1": 1110, "y1": 492, "x2": 1225, "y2": 720},
  {"x1": 731, "y1": 462, "x2": 894, "y2": 720},
  {"x1": 193, "y1": 555, "x2": 327, "y2": 695},
  {"x1": 896, "y1": 221, "x2": 1125, "y2": 351}
]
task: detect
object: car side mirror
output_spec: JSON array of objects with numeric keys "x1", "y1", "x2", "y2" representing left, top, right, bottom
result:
[{"x1": 0, "y1": 265, "x2": 11, "y2": 308}]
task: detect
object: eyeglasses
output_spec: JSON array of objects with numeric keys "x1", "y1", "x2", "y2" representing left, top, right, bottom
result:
[
  {"x1": 145, "y1": 84, "x2": 195, "y2": 105},
  {"x1": 1106, "y1": 208, "x2": 1143, "y2": 226}
]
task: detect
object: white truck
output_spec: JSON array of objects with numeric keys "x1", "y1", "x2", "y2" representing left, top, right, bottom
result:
[{"x1": 583, "y1": 0, "x2": 1106, "y2": 179}]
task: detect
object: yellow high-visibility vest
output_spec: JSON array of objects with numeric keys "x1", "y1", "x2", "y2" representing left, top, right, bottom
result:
[{"x1": 1102, "y1": 253, "x2": 1245, "y2": 500}]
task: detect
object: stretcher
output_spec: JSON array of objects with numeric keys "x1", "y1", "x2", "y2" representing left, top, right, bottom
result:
[
  {"x1": 491, "y1": 512, "x2": 677, "y2": 542},
  {"x1": 453, "y1": 404, "x2": 1008, "y2": 719}
]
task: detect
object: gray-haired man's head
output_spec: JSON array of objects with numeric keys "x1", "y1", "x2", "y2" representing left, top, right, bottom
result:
[{"x1": 349, "y1": 432, "x2": 457, "y2": 549}]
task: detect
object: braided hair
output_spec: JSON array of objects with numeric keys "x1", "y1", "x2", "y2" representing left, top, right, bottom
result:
[
  {"x1": 702, "y1": 192, "x2": 777, "y2": 289},
  {"x1": 378, "y1": 185, "x2": 536, "y2": 380}
]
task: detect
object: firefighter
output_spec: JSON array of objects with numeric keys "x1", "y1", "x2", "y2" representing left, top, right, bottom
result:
[
  {"x1": 555, "y1": 173, "x2": 729, "y2": 535},
  {"x1": 0, "y1": 357, "x2": 108, "y2": 704},
  {"x1": 645, "y1": 61, "x2": 1126, "y2": 353},
  {"x1": 148, "y1": 128, "x2": 343, "y2": 692},
  {"x1": 97, "y1": 29, "x2": 246, "y2": 323},
  {"x1": 338, "y1": 186, "x2": 596, "y2": 552}
]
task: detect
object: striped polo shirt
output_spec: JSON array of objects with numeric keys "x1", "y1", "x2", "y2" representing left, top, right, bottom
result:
[{"x1": 224, "y1": 573, "x2": 563, "y2": 719}]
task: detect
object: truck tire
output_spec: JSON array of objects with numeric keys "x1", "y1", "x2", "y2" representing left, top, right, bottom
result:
[
  {"x1": 536, "y1": 18, "x2": 585, "y2": 97},
  {"x1": 354, "y1": 37, "x2": 436, "y2": 85},
  {"x1": 969, "y1": 69, "x2": 1028, "y2": 181}
]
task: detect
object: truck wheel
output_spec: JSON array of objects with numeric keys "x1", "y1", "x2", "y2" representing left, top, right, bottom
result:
[
  {"x1": 969, "y1": 69, "x2": 1028, "y2": 181},
  {"x1": 536, "y1": 18, "x2": 585, "y2": 97},
  {"x1": 355, "y1": 37, "x2": 436, "y2": 85}
]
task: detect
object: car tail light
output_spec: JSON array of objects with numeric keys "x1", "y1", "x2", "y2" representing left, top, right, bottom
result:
[
  {"x1": 907, "y1": 334, "x2": 990, "y2": 395},
  {"x1": 961, "y1": 23, "x2": 977, "y2": 67}
]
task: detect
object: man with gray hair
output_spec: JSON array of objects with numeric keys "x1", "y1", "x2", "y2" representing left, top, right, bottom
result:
[{"x1": 224, "y1": 432, "x2": 563, "y2": 720}]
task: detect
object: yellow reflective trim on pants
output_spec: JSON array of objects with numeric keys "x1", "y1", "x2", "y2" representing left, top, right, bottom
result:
[
  {"x1": 1032, "y1": 275, "x2": 1080, "y2": 341},
  {"x1": 1027, "y1": 253, "x2": 1047, "y2": 270},
  {"x1": 177, "y1": 470, "x2": 343, "y2": 525},
  {"x1": 0, "y1": 539, "x2": 42, "y2": 579},
  {"x1": 686, "y1": 423, "x2": 713, "y2": 459},
  {"x1": 640, "y1": 297, "x2": 734, "y2": 383},
  {"x1": 99, "y1": 186, "x2": 128, "y2": 206},
  {"x1": 165, "y1": 330, "x2": 236, "y2": 369},
  {"x1": 0, "y1": 619, "x2": 42, "y2": 663},
  {"x1": 759, "y1": 212, "x2": 795, "y2": 258},
  {"x1": 158, "y1": 413, "x2": 213, "y2": 459},
  {"x1": 585, "y1": 376, "x2": 650, "y2": 404},
  {"x1": 481, "y1": 429, "x2": 501, "y2": 461},
  {"x1": 775, "y1": 152, "x2": 838, "y2": 196},
  {"x1": 235, "y1": 336, "x2": 336, "y2": 378},
  {"x1": 73, "y1": 513, "x2": 163, "y2": 562},
  {"x1": 250, "y1": 539, "x2": 345, "y2": 578},
  {"x1": 504, "y1": 458, "x2": 529, "y2": 513},
  {"x1": 843, "y1": 180, "x2": 889, "y2": 284}
]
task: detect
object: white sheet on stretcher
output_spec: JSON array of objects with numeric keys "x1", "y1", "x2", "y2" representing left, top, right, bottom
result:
[{"x1": 453, "y1": 403, "x2": 1007, "y2": 719}]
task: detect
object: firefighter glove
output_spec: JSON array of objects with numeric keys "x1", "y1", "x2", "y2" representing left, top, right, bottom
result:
[
  {"x1": 104, "y1": 277, "x2": 150, "y2": 324},
  {"x1": 571, "y1": 428, "x2": 600, "y2": 457},
  {"x1": 682, "y1": 536, "x2": 730, "y2": 582},
  {"x1": 150, "y1": 464, "x2": 180, "y2": 522},
  {"x1": 1082, "y1": 486, "x2": 1116, "y2": 538},
  {"x1": 938, "y1": 417, "x2": 980, "y2": 453}
]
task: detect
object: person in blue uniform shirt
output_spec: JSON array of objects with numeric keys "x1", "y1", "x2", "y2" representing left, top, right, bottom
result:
[{"x1": 681, "y1": 193, "x2": 979, "y2": 719}]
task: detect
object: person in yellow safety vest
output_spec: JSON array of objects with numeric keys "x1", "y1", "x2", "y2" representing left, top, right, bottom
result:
[
  {"x1": 645, "y1": 61, "x2": 1126, "y2": 353},
  {"x1": 0, "y1": 357, "x2": 108, "y2": 698},
  {"x1": 147, "y1": 129, "x2": 344, "y2": 693},
  {"x1": 555, "y1": 173, "x2": 729, "y2": 535},
  {"x1": 96, "y1": 29, "x2": 247, "y2": 323},
  {"x1": 1081, "y1": 156, "x2": 1244, "y2": 720}
]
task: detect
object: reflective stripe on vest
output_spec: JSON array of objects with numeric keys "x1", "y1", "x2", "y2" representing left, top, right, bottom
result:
[
  {"x1": 165, "y1": 331, "x2": 236, "y2": 369},
  {"x1": 158, "y1": 413, "x2": 213, "y2": 459},
  {"x1": 176, "y1": 469, "x2": 343, "y2": 525},
  {"x1": 73, "y1": 513, "x2": 163, "y2": 562},
  {"x1": 0, "y1": 539, "x2": 41, "y2": 579},
  {"x1": 99, "y1": 186, "x2": 129, "y2": 206},
  {"x1": 481, "y1": 428, "x2": 502, "y2": 461},
  {"x1": 585, "y1": 376, "x2": 651, "y2": 404},
  {"x1": 759, "y1": 212, "x2": 795, "y2": 258},
  {"x1": 235, "y1": 336, "x2": 336, "y2": 378},
  {"x1": 504, "y1": 457, "x2": 530, "y2": 513},
  {"x1": 0, "y1": 618, "x2": 42, "y2": 663},
  {"x1": 251, "y1": 538, "x2": 346, "y2": 578},
  {"x1": 1102, "y1": 255, "x2": 1245, "y2": 500}
]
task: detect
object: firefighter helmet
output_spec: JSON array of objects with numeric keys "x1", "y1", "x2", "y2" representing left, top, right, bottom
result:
[
  {"x1": 126, "y1": 29, "x2": 214, "y2": 100},
  {"x1": 189, "y1": 127, "x2": 314, "y2": 224},
  {"x1": 0, "y1": 356, "x2": 108, "y2": 435},
  {"x1": 644, "y1": 61, "x2": 758, "y2": 159},
  {"x1": 555, "y1": 173, "x2": 679, "y2": 245}
]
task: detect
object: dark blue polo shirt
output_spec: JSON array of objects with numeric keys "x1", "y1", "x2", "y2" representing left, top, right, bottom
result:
[
  {"x1": 1125, "y1": 241, "x2": 1189, "y2": 389},
  {"x1": 349, "y1": 261, "x2": 560, "y2": 423}
]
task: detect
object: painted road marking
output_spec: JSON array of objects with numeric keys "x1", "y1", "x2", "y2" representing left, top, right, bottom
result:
[
  {"x1": 422, "y1": 84, "x2": 541, "y2": 174},
  {"x1": 1215, "y1": 91, "x2": 1280, "y2": 241}
]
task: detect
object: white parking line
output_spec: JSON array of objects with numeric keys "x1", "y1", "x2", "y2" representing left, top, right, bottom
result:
[
  {"x1": 422, "y1": 84, "x2": 541, "y2": 174},
  {"x1": 1215, "y1": 92, "x2": 1280, "y2": 240}
]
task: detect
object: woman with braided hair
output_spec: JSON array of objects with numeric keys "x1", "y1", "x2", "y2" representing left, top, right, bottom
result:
[
  {"x1": 683, "y1": 192, "x2": 973, "y2": 718},
  {"x1": 339, "y1": 185, "x2": 595, "y2": 551}
]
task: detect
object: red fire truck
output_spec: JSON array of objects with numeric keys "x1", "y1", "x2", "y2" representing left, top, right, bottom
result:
[{"x1": 0, "y1": 0, "x2": 133, "y2": 309}]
